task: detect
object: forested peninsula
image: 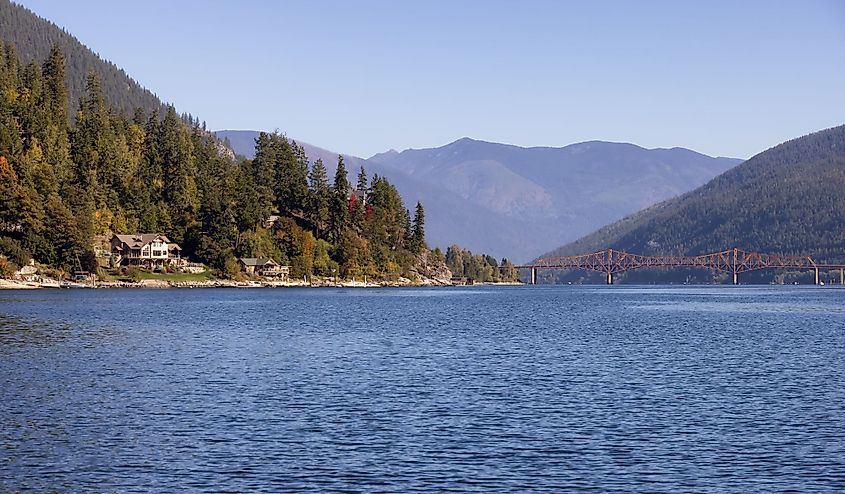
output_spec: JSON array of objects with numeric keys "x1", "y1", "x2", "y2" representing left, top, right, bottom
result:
[{"x1": 0, "y1": 44, "x2": 518, "y2": 286}]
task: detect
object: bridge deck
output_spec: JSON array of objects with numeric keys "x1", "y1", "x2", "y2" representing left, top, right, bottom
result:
[{"x1": 516, "y1": 248, "x2": 845, "y2": 285}]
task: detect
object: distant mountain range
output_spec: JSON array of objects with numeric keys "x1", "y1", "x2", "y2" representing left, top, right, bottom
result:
[
  {"x1": 541, "y1": 124, "x2": 845, "y2": 281},
  {"x1": 217, "y1": 130, "x2": 741, "y2": 261}
]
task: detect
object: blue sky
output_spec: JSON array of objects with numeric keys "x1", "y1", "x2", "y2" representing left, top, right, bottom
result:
[{"x1": 16, "y1": 0, "x2": 845, "y2": 159}]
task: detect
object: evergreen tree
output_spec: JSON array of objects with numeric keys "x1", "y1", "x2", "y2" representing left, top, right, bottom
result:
[
  {"x1": 328, "y1": 155, "x2": 349, "y2": 243},
  {"x1": 275, "y1": 138, "x2": 309, "y2": 215},
  {"x1": 233, "y1": 160, "x2": 268, "y2": 234},
  {"x1": 2, "y1": 43, "x2": 19, "y2": 90},
  {"x1": 132, "y1": 107, "x2": 146, "y2": 126},
  {"x1": 41, "y1": 45, "x2": 67, "y2": 126},
  {"x1": 251, "y1": 131, "x2": 277, "y2": 204},
  {"x1": 140, "y1": 109, "x2": 163, "y2": 205},
  {"x1": 246, "y1": 132, "x2": 275, "y2": 223},
  {"x1": 308, "y1": 158, "x2": 330, "y2": 237},
  {"x1": 410, "y1": 201, "x2": 426, "y2": 254},
  {"x1": 356, "y1": 166, "x2": 367, "y2": 192},
  {"x1": 159, "y1": 106, "x2": 199, "y2": 241}
]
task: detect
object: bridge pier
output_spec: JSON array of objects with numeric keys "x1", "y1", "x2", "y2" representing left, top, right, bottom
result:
[
  {"x1": 732, "y1": 272, "x2": 738, "y2": 285},
  {"x1": 815, "y1": 267, "x2": 820, "y2": 285},
  {"x1": 840, "y1": 268, "x2": 843, "y2": 285},
  {"x1": 606, "y1": 272, "x2": 613, "y2": 285},
  {"x1": 530, "y1": 267, "x2": 536, "y2": 285}
]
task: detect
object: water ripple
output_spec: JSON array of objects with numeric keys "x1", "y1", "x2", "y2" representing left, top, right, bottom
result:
[{"x1": 1, "y1": 286, "x2": 844, "y2": 492}]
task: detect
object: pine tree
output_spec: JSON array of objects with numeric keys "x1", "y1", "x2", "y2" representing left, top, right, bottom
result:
[
  {"x1": 41, "y1": 45, "x2": 68, "y2": 126},
  {"x1": 233, "y1": 160, "x2": 268, "y2": 233},
  {"x1": 132, "y1": 107, "x2": 146, "y2": 126},
  {"x1": 275, "y1": 138, "x2": 309, "y2": 215},
  {"x1": 160, "y1": 106, "x2": 199, "y2": 241},
  {"x1": 141, "y1": 109, "x2": 163, "y2": 204},
  {"x1": 70, "y1": 71, "x2": 110, "y2": 202},
  {"x1": 246, "y1": 132, "x2": 276, "y2": 223},
  {"x1": 251, "y1": 131, "x2": 277, "y2": 203},
  {"x1": 2, "y1": 43, "x2": 19, "y2": 90},
  {"x1": 328, "y1": 155, "x2": 350, "y2": 243},
  {"x1": 356, "y1": 166, "x2": 367, "y2": 192},
  {"x1": 410, "y1": 201, "x2": 426, "y2": 254},
  {"x1": 308, "y1": 158, "x2": 330, "y2": 237}
]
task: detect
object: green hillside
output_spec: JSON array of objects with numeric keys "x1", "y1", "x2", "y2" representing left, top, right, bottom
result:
[
  {"x1": 542, "y1": 124, "x2": 845, "y2": 268},
  {"x1": 0, "y1": 43, "x2": 513, "y2": 282},
  {"x1": 0, "y1": 0, "x2": 166, "y2": 119}
]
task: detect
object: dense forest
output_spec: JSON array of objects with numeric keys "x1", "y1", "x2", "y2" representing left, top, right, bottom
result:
[
  {"x1": 0, "y1": 44, "x2": 516, "y2": 282},
  {"x1": 539, "y1": 125, "x2": 845, "y2": 283},
  {"x1": 0, "y1": 0, "x2": 166, "y2": 119}
]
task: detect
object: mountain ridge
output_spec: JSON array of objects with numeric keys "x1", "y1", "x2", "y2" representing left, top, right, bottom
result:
[
  {"x1": 0, "y1": 0, "x2": 169, "y2": 118},
  {"x1": 217, "y1": 130, "x2": 742, "y2": 261},
  {"x1": 540, "y1": 124, "x2": 845, "y2": 272}
]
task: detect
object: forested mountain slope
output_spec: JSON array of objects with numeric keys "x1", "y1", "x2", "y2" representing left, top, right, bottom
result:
[
  {"x1": 0, "y1": 0, "x2": 166, "y2": 118},
  {"x1": 542, "y1": 125, "x2": 845, "y2": 264},
  {"x1": 0, "y1": 44, "x2": 514, "y2": 282}
]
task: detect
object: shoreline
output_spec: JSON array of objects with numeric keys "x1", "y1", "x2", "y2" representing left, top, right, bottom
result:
[{"x1": 1, "y1": 278, "x2": 521, "y2": 290}]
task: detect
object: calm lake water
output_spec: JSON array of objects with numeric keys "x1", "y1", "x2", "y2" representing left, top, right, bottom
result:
[{"x1": 1, "y1": 286, "x2": 844, "y2": 492}]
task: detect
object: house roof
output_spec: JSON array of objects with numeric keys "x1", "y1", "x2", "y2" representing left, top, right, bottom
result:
[
  {"x1": 112, "y1": 234, "x2": 176, "y2": 249},
  {"x1": 239, "y1": 257, "x2": 277, "y2": 267}
]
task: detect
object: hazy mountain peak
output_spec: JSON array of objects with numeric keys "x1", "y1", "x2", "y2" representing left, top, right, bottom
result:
[
  {"x1": 368, "y1": 149, "x2": 399, "y2": 162},
  {"x1": 368, "y1": 138, "x2": 742, "y2": 260}
]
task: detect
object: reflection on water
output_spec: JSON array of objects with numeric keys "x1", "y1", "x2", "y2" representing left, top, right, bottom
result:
[
  {"x1": 1, "y1": 286, "x2": 845, "y2": 492},
  {"x1": 630, "y1": 301, "x2": 845, "y2": 314},
  {"x1": 0, "y1": 314, "x2": 81, "y2": 348}
]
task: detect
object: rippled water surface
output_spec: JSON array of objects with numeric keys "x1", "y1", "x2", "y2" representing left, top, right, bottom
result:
[{"x1": 2, "y1": 286, "x2": 845, "y2": 492}]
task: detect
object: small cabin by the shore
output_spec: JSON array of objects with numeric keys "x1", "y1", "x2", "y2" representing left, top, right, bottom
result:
[{"x1": 238, "y1": 258, "x2": 290, "y2": 280}]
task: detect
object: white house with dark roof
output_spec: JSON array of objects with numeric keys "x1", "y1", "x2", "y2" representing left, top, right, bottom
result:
[{"x1": 110, "y1": 234, "x2": 182, "y2": 267}]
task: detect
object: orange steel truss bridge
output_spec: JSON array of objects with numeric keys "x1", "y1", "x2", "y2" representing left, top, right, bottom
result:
[{"x1": 518, "y1": 248, "x2": 845, "y2": 285}]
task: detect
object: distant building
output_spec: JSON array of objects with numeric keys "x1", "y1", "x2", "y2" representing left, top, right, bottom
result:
[
  {"x1": 265, "y1": 215, "x2": 281, "y2": 229},
  {"x1": 110, "y1": 234, "x2": 182, "y2": 268},
  {"x1": 238, "y1": 258, "x2": 290, "y2": 280}
]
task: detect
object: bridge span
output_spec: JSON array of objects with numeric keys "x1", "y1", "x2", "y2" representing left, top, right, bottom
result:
[{"x1": 517, "y1": 248, "x2": 845, "y2": 285}]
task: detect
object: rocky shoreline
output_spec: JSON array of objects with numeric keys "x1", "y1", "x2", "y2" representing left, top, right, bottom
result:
[{"x1": 1, "y1": 276, "x2": 500, "y2": 290}]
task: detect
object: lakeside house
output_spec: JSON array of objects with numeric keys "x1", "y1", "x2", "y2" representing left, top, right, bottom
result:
[
  {"x1": 110, "y1": 234, "x2": 182, "y2": 268},
  {"x1": 238, "y1": 258, "x2": 290, "y2": 280}
]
